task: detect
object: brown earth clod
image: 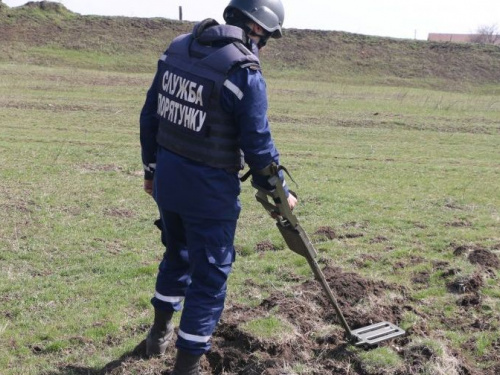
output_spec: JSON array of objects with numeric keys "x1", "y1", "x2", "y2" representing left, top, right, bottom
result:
[{"x1": 468, "y1": 248, "x2": 500, "y2": 269}]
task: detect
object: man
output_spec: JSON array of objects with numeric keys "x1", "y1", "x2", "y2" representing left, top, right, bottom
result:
[{"x1": 139, "y1": 0, "x2": 296, "y2": 373}]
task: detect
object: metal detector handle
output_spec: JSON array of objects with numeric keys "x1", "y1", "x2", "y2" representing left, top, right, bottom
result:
[
  {"x1": 252, "y1": 164, "x2": 299, "y2": 227},
  {"x1": 252, "y1": 184, "x2": 297, "y2": 225}
]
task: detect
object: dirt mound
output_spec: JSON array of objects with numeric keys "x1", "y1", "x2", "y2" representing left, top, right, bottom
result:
[
  {"x1": 446, "y1": 273, "x2": 484, "y2": 311},
  {"x1": 314, "y1": 226, "x2": 336, "y2": 240},
  {"x1": 453, "y1": 243, "x2": 475, "y2": 256},
  {"x1": 316, "y1": 266, "x2": 393, "y2": 305},
  {"x1": 468, "y1": 249, "x2": 500, "y2": 269},
  {"x1": 446, "y1": 273, "x2": 483, "y2": 294},
  {"x1": 457, "y1": 293, "x2": 482, "y2": 308},
  {"x1": 452, "y1": 244, "x2": 500, "y2": 269},
  {"x1": 255, "y1": 240, "x2": 279, "y2": 252},
  {"x1": 403, "y1": 343, "x2": 437, "y2": 373}
]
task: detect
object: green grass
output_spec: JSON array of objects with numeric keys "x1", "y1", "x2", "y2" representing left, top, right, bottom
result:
[
  {"x1": 359, "y1": 347, "x2": 404, "y2": 374},
  {"x1": 240, "y1": 315, "x2": 296, "y2": 342},
  {"x1": 1, "y1": 15, "x2": 500, "y2": 374}
]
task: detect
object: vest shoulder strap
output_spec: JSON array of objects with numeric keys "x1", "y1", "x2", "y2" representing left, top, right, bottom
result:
[{"x1": 201, "y1": 42, "x2": 260, "y2": 76}]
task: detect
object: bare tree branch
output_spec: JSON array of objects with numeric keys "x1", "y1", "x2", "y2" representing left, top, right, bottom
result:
[{"x1": 472, "y1": 24, "x2": 500, "y2": 44}]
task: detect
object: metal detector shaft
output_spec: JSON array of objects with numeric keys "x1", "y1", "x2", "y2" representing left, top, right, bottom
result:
[
  {"x1": 252, "y1": 164, "x2": 405, "y2": 346},
  {"x1": 276, "y1": 220, "x2": 353, "y2": 337},
  {"x1": 252, "y1": 172, "x2": 353, "y2": 338}
]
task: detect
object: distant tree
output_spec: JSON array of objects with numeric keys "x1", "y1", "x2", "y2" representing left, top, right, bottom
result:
[{"x1": 472, "y1": 24, "x2": 500, "y2": 45}]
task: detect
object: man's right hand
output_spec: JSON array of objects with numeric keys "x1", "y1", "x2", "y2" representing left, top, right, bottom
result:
[
  {"x1": 271, "y1": 192, "x2": 297, "y2": 219},
  {"x1": 287, "y1": 193, "x2": 298, "y2": 211}
]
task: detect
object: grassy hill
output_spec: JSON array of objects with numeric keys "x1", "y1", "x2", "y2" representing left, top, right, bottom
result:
[
  {"x1": 1, "y1": 1, "x2": 500, "y2": 89},
  {"x1": 1, "y1": 2, "x2": 499, "y2": 375}
]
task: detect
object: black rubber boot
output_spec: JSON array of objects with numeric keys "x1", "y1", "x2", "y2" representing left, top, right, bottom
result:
[
  {"x1": 145, "y1": 308, "x2": 174, "y2": 356},
  {"x1": 171, "y1": 349, "x2": 202, "y2": 375}
]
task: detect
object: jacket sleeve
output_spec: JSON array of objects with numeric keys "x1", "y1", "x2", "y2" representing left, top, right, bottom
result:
[
  {"x1": 139, "y1": 64, "x2": 161, "y2": 180},
  {"x1": 221, "y1": 68, "x2": 289, "y2": 194}
]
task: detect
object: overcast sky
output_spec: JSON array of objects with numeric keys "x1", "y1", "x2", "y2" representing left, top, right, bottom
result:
[{"x1": 3, "y1": 0, "x2": 499, "y2": 40}]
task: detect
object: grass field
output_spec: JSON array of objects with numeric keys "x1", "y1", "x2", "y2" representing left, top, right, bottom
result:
[{"x1": 1, "y1": 4, "x2": 500, "y2": 375}]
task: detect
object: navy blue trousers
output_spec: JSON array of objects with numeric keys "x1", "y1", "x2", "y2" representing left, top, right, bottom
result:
[{"x1": 151, "y1": 209, "x2": 236, "y2": 354}]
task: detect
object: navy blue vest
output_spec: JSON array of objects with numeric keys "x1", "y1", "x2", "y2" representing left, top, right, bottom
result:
[{"x1": 155, "y1": 21, "x2": 261, "y2": 171}]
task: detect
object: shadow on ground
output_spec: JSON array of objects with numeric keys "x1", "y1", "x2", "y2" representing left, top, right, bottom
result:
[{"x1": 46, "y1": 340, "x2": 172, "y2": 375}]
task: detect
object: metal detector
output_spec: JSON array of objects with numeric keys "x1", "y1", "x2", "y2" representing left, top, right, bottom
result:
[{"x1": 252, "y1": 164, "x2": 405, "y2": 346}]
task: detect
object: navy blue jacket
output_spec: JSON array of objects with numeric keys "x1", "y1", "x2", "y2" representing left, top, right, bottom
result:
[{"x1": 140, "y1": 29, "x2": 287, "y2": 220}]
